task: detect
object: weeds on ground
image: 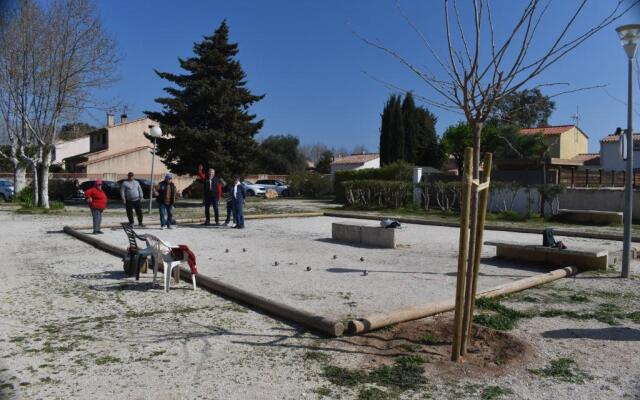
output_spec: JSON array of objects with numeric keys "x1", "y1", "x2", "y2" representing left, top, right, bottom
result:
[
  {"x1": 529, "y1": 358, "x2": 592, "y2": 383},
  {"x1": 322, "y1": 355, "x2": 428, "y2": 391},
  {"x1": 419, "y1": 333, "x2": 442, "y2": 345},
  {"x1": 473, "y1": 297, "x2": 528, "y2": 331},
  {"x1": 480, "y1": 385, "x2": 513, "y2": 400}
]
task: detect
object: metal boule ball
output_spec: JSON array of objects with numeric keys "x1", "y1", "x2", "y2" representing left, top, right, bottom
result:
[
  {"x1": 360, "y1": 257, "x2": 365, "y2": 262},
  {"x1": 306, "y1": 266, "x2": 311, "y2": 271},
  {"x1": 225, "y1": 249, "x2": 229, "y2": 253},
  {"x1": 274, "y1": 261, "x2": 279, "y2": 266},
  {"x1": 242, "y1": 248, "x2": 246, "y2": 252},
  {"x1": 333, "y1": 255, "x2": 337, "y2": 259}
]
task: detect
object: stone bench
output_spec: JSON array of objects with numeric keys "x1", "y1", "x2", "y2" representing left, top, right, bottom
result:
[
  {"x1": 556, "y1": 209, "x2": 622, "y2": 225},
  {"x1": 484, "y1": 241, "x2": 611, "y2": 270},
  {"x1": 332, "y1": 223, "x2": 396, "y2": 248}
]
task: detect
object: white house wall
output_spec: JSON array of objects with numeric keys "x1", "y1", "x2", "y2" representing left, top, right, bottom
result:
[
  {"x1": 54, "y1": 137, "x2": 90, "y2": 163},
  {"x1": 599, "y1": 141, "x2": 640, "y2": 171}
]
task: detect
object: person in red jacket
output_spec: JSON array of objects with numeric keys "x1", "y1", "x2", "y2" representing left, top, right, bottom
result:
[{"x1": 84, "y1": 179, "x2": 108, "y2": 234}]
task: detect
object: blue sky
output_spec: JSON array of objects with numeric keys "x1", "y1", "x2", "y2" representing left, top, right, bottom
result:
[{"x1": 86, "y1": 0, "x2": 640, "y2": 153}]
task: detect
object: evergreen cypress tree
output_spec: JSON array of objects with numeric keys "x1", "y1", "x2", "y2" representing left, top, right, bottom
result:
[
  {"x1": 401, "y1": 92, "x2": 418, "y2": 164},
  {"x1": 414, "y1": 107, "x2": 442, "y2": 167},
  {"x1": 389, "y1": 95, "x2": 405, "y2": 163},
  {"x1": 379, "y1": 95, "x2": 397, "y2": 165},
  {"x1": 146, "y1": 20, "x2": 264, "y2": 177}
]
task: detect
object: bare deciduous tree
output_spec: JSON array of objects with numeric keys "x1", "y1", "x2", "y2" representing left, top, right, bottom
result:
[
  {"x1": 359, "y1": 0, "x2": 639, "y2": 361},
  {"x1": 0, "y1": 0, "x2": 118, "y2": 207}
]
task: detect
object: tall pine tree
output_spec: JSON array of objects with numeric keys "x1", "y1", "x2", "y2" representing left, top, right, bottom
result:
[
  {"x1": 379, "y1": 95, "x2": 397, "y2": 165},
  {"x1": 146, "y1": 21, "x2": 264, "y2": 177},
  {"x1": 388, "y1": 95, "x2": 405, "y2": 163},
  {"x1": 401, "y1": 92, "x2": 418, "y2": 163}
]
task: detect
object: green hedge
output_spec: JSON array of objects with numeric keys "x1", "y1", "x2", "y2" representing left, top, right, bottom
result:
[
  {"x1": 288, "y1": 172, "x2": 332, "y2": 198},
  {"x1": 342, "y1": 180, "x2": 413, "y2": 209},
  {"x1": 334, "y1": 161, "x2": 413, "y2": 202}
]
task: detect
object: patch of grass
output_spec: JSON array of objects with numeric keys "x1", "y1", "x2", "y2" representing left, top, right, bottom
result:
[
  {"x1": 94, "y1": 355, "x2": 121, "y2": 365},
  {"x1": 481, "y1": 385, "x2": 513, "y2": 400},
  {"x1": 538, "y1": 303, "x2": 628, "y2": 326},
  {"x1": 8, "y1": 336, "x2": 26, "y2": 343},
  {"x1": 473, "y1": 297, "x2": 527, "y2": 331},
  {"x1": 314, "y1": 386, "x2": 332, "y2": 397},
  {"x1": 419, "y1": 333, "x2": 442, "y2": 345},
  {"x1": 529, "y1": 358, "x2": 592, "y2": 384},
  {"x1": 358, "y1": 387, "x2": 393, "y2": 400},
  {"x1": 567, "y1": 294, "x2": 590, "y2": 303},
  {"x1": 322, "y1": 356, "x2": 427, "y2": 391},
  {"x1": 398, "y1": 343, "x2": 422, "y2": 352},
  {"x1": 0, "y1": 383, "x2": 13, "y2": 390}
]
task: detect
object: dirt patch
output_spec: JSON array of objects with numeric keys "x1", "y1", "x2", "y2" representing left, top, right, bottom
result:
[{"x1": 330, "y1": 314, "x2": 532, "y2": 378}]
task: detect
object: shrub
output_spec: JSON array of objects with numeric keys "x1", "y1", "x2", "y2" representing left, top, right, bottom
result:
[
  {"x1": 334, "y1": 161, "x2": 412, "y2": 202},
  {"x1": 288, "y1": 172, "x2": 332, "y2": 198},
  {"x1": 343, "y1": 180, "x2": 413, "y2": 209},
  {"x1": 13, "y1": 185, "x2": 34, "y2": 207},
  {"x1": 418, "y1": 180, "x2": 461, "y2": 211}
]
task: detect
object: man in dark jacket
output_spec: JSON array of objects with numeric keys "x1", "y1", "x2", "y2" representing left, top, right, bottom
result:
[
  {"x1": 155, "y1": 173, "x2": 177, "y2": 230},
  {"x1": 232, "y1": 175, "x2": 246, "y2": 229},
  {"x1": 198, "y1": 164, "x2": 221, "y2": 225}
]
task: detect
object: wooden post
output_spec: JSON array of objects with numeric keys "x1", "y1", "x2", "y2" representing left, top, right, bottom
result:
[
  {"x1": 461, "y1": 152, "x2": 493, "y2": 354},
  {"x1": 599, "y1": 169, "x2": 603, "y2": 186},
  {"x1": 585, "y1": 169, "x2": 589, "y2": 187},
  {"x1": 451, "y1": 147, "x2": 473, "y2": 362},
  {"x1": 571, "y1": 167, "x2": 575, "y2": 188}
]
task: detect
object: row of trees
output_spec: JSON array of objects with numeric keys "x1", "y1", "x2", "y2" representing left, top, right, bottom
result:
[
  {"x1": 0, "y1": 0, "x2": 117, "y2": 208},
  {"x1": 379, "y1": 92, "x2": 441, "y2": 167},
  {"x1": 380, "y1": 87, "x2": 556, "y2": 175}
]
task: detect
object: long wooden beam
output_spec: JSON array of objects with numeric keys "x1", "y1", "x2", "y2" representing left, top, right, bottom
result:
[
  {"x1": 63, "y1": 225, "x2": 345, "y2": 337},
  {"x1": 347, "y1": 266, "x2": 578, "y2": 334}
]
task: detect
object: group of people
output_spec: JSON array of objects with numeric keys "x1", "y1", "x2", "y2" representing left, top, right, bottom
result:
[
  {"x1": 83, "y1": 167, "x2": 247, "y2": 234},
  {"x1": 197, "y1": 164, "x2": 246, "y2": 229}
]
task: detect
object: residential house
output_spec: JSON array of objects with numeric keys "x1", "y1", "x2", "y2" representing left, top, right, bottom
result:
[
  {"x1": 53, "y1": 136, "x2": 90, "y2": 166},
  {"x1": 519, "y1": 124, "x2": 589, "y2": 160},
  {"x1": 330, "y1": 153, "x2": 380, "y2": 175},
  {"x1": 65, "y1": 113, "x2": 169, "y2": 177},
  {"x1": 599, "y1": 130, "x2": 640, "y2": 171}
]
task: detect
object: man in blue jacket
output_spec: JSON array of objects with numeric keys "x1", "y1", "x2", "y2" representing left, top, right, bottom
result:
[{"x1": 232, "y1": 175, "x2": 246, "y2": 229}]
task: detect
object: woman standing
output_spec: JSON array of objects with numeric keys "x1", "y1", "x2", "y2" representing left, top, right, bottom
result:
[{"x1": 84, "y1": 179, "x2": 107, "y2": 234}]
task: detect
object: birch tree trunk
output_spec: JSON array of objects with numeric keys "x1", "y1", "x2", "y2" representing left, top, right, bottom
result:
[{"x1": 38, "y1": 147, "x2": 51, "y2": 208}]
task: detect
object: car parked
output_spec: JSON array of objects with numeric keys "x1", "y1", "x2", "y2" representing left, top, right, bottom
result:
[
  {"x1": 243, "y1": 180, "x2": 266, "y2": 197},
  {"x1": 255, "y1": 179, "x2": 290, "y2": 196},
  {"x1": 0, "y1": 179, "x2": 14, "y2": 201},
  {"x1": 116, "y1": 178, "x2": 152, "y2": 199},
  {"x1": 79, "y1": 180, "x2": 121, "y2": 200}
]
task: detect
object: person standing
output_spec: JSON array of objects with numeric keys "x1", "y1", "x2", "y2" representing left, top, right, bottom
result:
[
  {"x1": 120, "y1": 172, "x2": 144, "y2": 227},
  {"x1": 84, "y1": 179, "x2": 107, "y2": 234},
  {"x1": 222, "y1": 178, "x2": 235, "y2": 227},
  {"x1": 155, "y1": 173, "x2": 177, "y2": 230},
  {"x1": 198, "y1": 164, "x2": 222, "y2": 225},
  {"x1": 232, "y1": 175, "x2": 246, "y2": 229}
]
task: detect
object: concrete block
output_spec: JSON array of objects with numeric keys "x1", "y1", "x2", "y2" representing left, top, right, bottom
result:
[
  {"x1": 361, "y1": 226, "x2": 396, "y2": 248},
  {"x1": 488, "y1": 241, "x2": 609, "y2": 271},
  {"x1": 332, "y1": 223, "x2": 396, "y2": 249}
]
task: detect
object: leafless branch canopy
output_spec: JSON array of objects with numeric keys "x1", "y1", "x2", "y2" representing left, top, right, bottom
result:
[{"x1": 359, "y1": 0, "x2": 638, "y2": 127}]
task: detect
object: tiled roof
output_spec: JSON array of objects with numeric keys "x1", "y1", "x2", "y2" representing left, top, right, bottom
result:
[
  {"x1": 331, "y1": 153, "x2": 380, "y2": 165},
  {"x1": 570, "y1": 153, "x2": 600, "y2": 165},
  {"x1": 600, "y1": 133, "x2": 640, "y2": 143},
  {"x1": 80, "y1": 146, "x2": 150, "y2": 166},
  {"x1": 519, "y1": 124, "x2": 581, "y2": 137}
]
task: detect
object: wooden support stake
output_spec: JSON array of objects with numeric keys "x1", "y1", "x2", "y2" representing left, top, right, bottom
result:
[
  {"x1": 451, "y1": 147, "x2": 473, "y2": 362},
  {"x1": 462, "y1": 153, "x2": 493, "y2": 353}
]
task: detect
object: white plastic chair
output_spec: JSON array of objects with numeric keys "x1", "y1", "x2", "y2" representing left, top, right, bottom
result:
[{"x1": 144, "y1": 234, "x2": 197, "y2": 292}]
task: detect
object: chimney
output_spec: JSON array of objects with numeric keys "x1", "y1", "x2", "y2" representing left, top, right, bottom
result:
[
  {"x1": 107, "y1": 113, "x2": 114, "y2": 127},
  {"x1": 120, "y1": 113, "x2": 128, "y2": 124}
]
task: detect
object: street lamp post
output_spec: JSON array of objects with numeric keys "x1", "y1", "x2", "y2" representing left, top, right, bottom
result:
[
  {"x1": 148, "y1": 125, "x2": 163, "y2": 213},
  {"x1": 616, "y1": 24, "x2": 640, "y2": 278}
]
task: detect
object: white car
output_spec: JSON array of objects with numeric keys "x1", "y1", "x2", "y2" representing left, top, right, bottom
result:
[
  {"x1": 242, "y1": 181, "x2": 266, "y2": 197},
  {"x1": 255, "y1": 179, "x2": 290, "y2": 196}
]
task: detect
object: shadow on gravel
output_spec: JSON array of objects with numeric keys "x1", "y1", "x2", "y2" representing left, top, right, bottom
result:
[
  {"x1": 542, "y1": 327, "x2": 640, "y2": 341},
  {"x1": 71, "y1": 270, "x2": 127, "y2": 280}
]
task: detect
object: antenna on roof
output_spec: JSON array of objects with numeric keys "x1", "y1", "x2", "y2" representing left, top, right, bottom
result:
[{"x1": 570, "y1": 105, "x2": 581, "y2": 127}]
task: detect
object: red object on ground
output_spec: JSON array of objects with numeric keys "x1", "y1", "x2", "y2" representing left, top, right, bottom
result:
[
  {"x1": 171, "y1": 245, "x2": 198, "y2": 275},
  {"x1": 84, "y1": 187, "x2": 107, "y2": 210}
]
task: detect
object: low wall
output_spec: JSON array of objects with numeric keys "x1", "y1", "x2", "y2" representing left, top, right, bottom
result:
[{"x1": 558, "y1": 188, "x2": 640, "y2": 222}]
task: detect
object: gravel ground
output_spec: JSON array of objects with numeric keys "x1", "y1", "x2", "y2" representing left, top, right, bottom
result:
[
  {"x1": 1, "y1": 204, "x2": 639, "y2": 399},
  {"x1": 83, "y1": 216, "x2": 625, "y2": 319}
]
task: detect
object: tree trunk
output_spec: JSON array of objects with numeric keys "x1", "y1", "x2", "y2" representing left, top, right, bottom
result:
[
  {"x1": 30, "y1": 160, "x2": 39, "y2": 207},
  {"x1": 14, "y1": 164, "x2": 26, "y2": 194},
  {"x1": 460, "y1": 121, "x2": 482, "y2": 355},
  {"x1": 39, "y1": 148, "x2": 51, "y2": 208}
]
